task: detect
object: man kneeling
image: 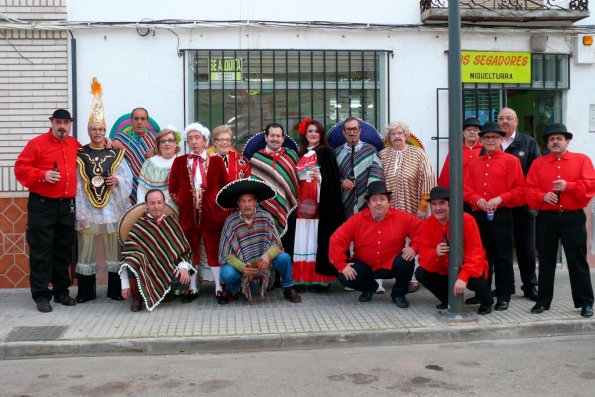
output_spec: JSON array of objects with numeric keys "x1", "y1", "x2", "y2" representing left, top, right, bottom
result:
[
  {"x1": 415, "y1": 187, "x2": 493, "y2": 315},
  {"x1": 217, "y1": 179, "x2": 301, "y2": 303},
  {"x1": 329, "y1": 181, "x2": 421, "y2": 308},
  {"x1": 119, "y1": 189, "x2": 195, "y2": 312}
]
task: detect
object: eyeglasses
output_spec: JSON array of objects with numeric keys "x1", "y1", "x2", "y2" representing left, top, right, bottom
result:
[
  {"x1": 215, "y1": 138, "x2": 232, "y2": 143},
  {"x1": 482, "y1": 136, "x2": 501, "y2": 142},
  {"x1": 464, "y1": 127, "x2": 480, "y2": 132},
  {"x1": 389, "y1": 130, "x2": 406, "y2": 136},
  {"x1": 159, "y1": 138, "x2": 176, "y2": 144},
  {"x1": 497, "y1": 116, "x2": 517, "y2": 122},
  {"x1": 344, "y1": 127, "x2": 360, "y2": 133}
]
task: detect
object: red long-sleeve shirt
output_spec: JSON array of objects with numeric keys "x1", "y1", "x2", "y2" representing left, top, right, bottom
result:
[
  {"x1": 329, "y1": 207, "x2": 421, "y2": 272},
  {"x1": 437, "y1": 142, "x2": 483, "y2": 188},
  {"x1": 14, "y1": 130, "x2": 80, "y2": 198},
  {"x1": 463, "y1": 149, "x2": 526, "y2": 210},
  {"x1": 417, "y1": 213, "x2": 488, "y2": 283},
  {"x1": 525, "y1": 151, "x2": 595, "y2": 211}
]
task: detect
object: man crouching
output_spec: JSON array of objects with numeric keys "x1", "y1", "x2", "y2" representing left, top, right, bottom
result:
[{"x1": 119, "y1": 189, "x2": 195, "y2": 311}]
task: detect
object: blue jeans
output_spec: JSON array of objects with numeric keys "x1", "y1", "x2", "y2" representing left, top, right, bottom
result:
[
  {"x1": 220, "y1": 252, "x2": 295, "y2": 294},
  {"x1": 337, "y1": 253, "x2": 415, "y2": 298}
]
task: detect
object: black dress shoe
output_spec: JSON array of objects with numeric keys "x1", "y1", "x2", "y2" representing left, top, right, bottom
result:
[
  {"x1": 108, "y1": 295, "x2": 124, "y2": 301},
  {"x1": 36, "y1": 300, "x2": 52, "y2": 313},
  {"x1": 283, "y1": 287, "x2": 302, "y2": 303},
  {"x1": 358, "y1": 291, "x2": 374, "y2": 302},
  {"x1": 436, "y1": 302, "x2": 448, "y2": 310},
  {"x1": 530, "y1": 303, "x2": 550, "y2": 314},
  {"x1": 76, "y1": 296, "x2": 94, "y2": 303},
  {"x1": 523, "y1": 287, "x2": 538, "y2": 302},
  {"x1": 465, "y1": 296, "x2": 480, "y2": 305},
  {"x1": 55, "y1": 295, "x2": 76, "y2": 306},
  {"x1": 181, "y1": 291, "x2": 198, "y2": 303},
  {"x1": 215, "y1": 291, "x2": 228, "y2": 305},
  {"x1": 393, "y1": 296, "x2": 409, "y2": 309},
  {"x1": 494, "y1": 301, "x2": 509, "y2": 311},
  {"x1": 477, "y1": 304, "x2": 492, "y2": 315},
  {"x1": 581, "y1": 305, "x2": 594, "y2": 318}
]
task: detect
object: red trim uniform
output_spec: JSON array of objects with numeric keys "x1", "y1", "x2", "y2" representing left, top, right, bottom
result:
[{"x1": 169, "y1": 153, "x2": 228, "y2": 266}]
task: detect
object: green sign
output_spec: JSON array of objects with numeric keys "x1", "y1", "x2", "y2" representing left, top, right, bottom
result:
[{"x1": 210, "y1": 58, "x2": 242, "y2": 81}]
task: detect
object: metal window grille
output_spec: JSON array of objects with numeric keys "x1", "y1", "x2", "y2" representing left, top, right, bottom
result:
[{"x1": 185, "y1": 49, "x2": 389, "y2": 145}]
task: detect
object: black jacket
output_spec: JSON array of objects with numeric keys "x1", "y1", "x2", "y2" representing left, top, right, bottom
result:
[{"x1": 504, "y1": 132, "x2": 541, "y2": 176}]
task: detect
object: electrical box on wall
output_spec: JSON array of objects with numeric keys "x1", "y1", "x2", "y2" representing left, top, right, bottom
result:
[{"x1": 573, "y1": 34, "x2": 595, "y2": 64}]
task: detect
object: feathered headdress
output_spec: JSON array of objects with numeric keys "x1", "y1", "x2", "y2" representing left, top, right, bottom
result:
[{"x1": 88, "y1": 77, "x2": 106, "y2": 128}]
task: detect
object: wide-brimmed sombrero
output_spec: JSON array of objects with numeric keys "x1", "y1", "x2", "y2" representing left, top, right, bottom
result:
[
  {"x1": 109, "y1": 113, "x2": 160, "y2": 140},
  {"x1": 118, "y1": 203, "x2": 177, "y2": 244},
  {"x1": 242, "y1": 131, "x2": 299, "y2": 160},
  {"x1": 327, "y1": 119, "x2": 384, "y2": 152},
  {"x1": 216, "y1": 178, "x2": 277, "y2": 209}
]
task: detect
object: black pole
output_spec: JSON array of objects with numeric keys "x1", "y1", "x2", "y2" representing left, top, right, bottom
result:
[{"x1": 447, "y1": 2, "x2": 464, "y2": 313}]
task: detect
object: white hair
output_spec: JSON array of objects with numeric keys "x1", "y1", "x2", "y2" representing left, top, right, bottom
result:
[{"x1": 183, "y1": 122, "x2": 210, "y2": 144}]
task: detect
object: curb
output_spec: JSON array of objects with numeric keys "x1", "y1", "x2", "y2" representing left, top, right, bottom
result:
[{"x1": 2, "y1": 318, "x2": 594, "y2": 360}]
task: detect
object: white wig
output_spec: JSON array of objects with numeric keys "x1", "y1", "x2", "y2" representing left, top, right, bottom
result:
[{"x1": 183, "y1": 122, "x2": 210, "y2": 144}]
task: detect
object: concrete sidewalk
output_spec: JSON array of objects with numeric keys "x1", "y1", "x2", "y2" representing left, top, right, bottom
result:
[{"x1": 1, "y1": 269, "x2": 594, "y2": 360}]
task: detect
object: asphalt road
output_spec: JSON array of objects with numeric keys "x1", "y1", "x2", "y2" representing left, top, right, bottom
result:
[{"x1": 3, "y1": 335, "x2": 595, "y2": 396}]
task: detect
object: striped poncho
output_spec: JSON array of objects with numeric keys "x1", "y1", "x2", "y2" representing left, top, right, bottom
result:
[
  {"x1": 113, "y1": 130, "x2": 157, "y2": 205},
  {"x1": 335, "y1": 142, "x2": 384, "y2": 218},
  {"x1": 120, "y1": 214, "x2": 194, "y2": 311},
  {"x1": 249, "y1": 148, "x2": 299, "y2": 236},
  {"x1": 218, "y1": 209, "x2": 282, "y2": 269}
]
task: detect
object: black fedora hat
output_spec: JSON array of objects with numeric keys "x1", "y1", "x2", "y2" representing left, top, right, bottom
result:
[
  {"x1": 463, "y1": 117, "x2": 482, "y2": 130},
  {"x1": 429, "y1": 186, "x2": 450, "y2": 202},
  {"x1": 216, "y1": 178, "x2": 277, "y2": 209},
  {"x1": 543, "y1": 123, "x2": 573, "y2": 141},
  {"x1": 479, "y1": 121, "x2": 505, "y2": 137},
  {"x1": 49, "y1": 109, "x2": 74, "y2": 121},
  {"x1": 364, "y1": 181, "x2": 392, "y2": 200}
]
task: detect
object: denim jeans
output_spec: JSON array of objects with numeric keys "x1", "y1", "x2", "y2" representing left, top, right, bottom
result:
[
  {"x1": 220, "y1": 252, "x2": 295, "y2": 294},
  {"x1": 337, "y1": 253, "x2": 415, "y2": 298}
]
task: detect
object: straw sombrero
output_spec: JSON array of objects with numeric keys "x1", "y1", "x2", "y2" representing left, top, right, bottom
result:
[
  {"x1": 242, "y1": 131, "x2": 299, "y2": 160},
  {"x1": 118, "y1": 203, "x2": 177, "y2": 244},
  {"x1": 216, "y1": 178, "x2": 277, "y2": 209}
]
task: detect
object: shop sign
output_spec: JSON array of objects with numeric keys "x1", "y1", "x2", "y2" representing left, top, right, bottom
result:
[
  {"x1": 210, "y1": 58, "x2": 242, "y2": 81},
  {"x1": 461, "y1": 51, "x2": 531, "y2": 84}
]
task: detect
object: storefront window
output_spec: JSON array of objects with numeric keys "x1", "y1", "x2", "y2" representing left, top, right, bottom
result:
[{"x1": 186, "y1": 50, "x2": 388, "y2": 145}]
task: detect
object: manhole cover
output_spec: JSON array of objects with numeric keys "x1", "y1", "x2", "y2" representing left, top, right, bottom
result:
[{"x1": 4, "y1": 326, "x2": 67, "y2": 342}]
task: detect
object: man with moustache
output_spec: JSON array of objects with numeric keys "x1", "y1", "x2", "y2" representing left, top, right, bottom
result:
[
  {"x1": 464, "y1": 122, "x2": 526, "y2": 311},
  {"x1": 112, "y1": 107, "x2": 157, "y2": 204},
  {"x1": 526, "y1": 124, "x2": 595, "y2": 317},
  {"x1": 74, "y1": 81, "x2": 133, "y2": 303},
  {"x1": 497, "y1": 107, "x2": 541, "y2": 301},
  {"x1": 329, "y1": 181, "x2": 421, "y2": 308},
  {"x1": 15, "y1": 109, "x2": 81, "y2": 312},
  {"x1": 415, "y1": 187, "x2": 493, "y2": 315},
  {"x1": 169, "y1": 123, "x2": 228, "y2": 303}
]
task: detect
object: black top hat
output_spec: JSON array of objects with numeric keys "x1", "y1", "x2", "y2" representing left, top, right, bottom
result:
[
  {"x1": 543, "y1": 123, "x2": 573, "y2": 141},
  {"x1": 429, "y1": 186, "x2": 450, "y2": 202},
  {"x1": 49, "y1": 109, "x2": 74, "y2": 121},
  {"x1": 216, "y1": 178, "x2": 277, "y2": 209},
  {"x1": 479, "y1": 121, "x2": 506, "y2": 137},
  {"x1": 364, "y1": 181, "x2": 392, "y2": 201},
  {"x1": 463, "y1": 117, "x2": 482, "y2": 130}
]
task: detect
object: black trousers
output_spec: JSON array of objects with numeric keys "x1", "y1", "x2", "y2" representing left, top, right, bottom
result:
[
  {"x1": 473, "y1": 207, "x2": 515, "y2": 302},
  {"x1": 536, "y1": 211, "x2": 594, "y2": 308},
  {"x1": 415, "y1": 267, "x2": 493, "y2": 306},
  {"x1": 26, "y1": 193, "x2": 75, "y2": 302},
  {"x1": 337, "y1": 253, "x2": 415, "y2": 298},
  {"x1": 512, "y1": 206, "x2": 537, "y2": 292}
]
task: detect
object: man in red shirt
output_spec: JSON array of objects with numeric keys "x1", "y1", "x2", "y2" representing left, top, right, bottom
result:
[
  {"x1": 437, "y1": 117, "x2": 483, "y2": 190},
  {"x1": 526, "y1": 123, "x2": 595, "y2": 317},
  {"x1": 463, "y1": 121, "x2": 526, "y2": 311},
  {"x1": 14, "y1": 109, "x2": 81, "y2": 313},
  {"x1": 329, "y1": 181, "x2": 421, "y2": 308},
  {"x1": 415, "y1": 186, "x2": 493, "y2": 315}
]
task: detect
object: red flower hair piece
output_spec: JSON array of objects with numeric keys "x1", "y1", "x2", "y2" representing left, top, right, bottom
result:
[{"x1": 297, "y1": 117, "x2": 313, "y2": 135}]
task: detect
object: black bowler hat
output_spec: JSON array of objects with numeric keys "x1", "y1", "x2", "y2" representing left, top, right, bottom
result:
[
  {"x1": 49, "y1": 109, "x2": 74, "y2": 121},
  {"x1": 429, "y1": 186, "x2": 450, "y2": 202},
  {"x1": 543, "y1": 123, "x2": 573, "y2": 141},
  {"x1": 364, "y1": 181, "x2": 392, "y2": 200},
  {"x1": 479, "y1": 122, "x2": 505, "y2": 137},
  {"x1": 463, "y1": 117, "x2": 482, "y2": 130}
]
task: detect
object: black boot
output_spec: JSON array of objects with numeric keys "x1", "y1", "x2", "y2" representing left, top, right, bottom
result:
[
  {"x1": 107, "y1": 272, "x2": 124, "y2": 301},
  {"x1": 75, "y1": 273, "x2": 96, "y2": 303}
]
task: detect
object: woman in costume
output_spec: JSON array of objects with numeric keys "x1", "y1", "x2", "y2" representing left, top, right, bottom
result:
[
  {"x1": 137, "y1": 127, "x2": 180, "y2": 210},
  {"x1": 292, "y1": 118, "x2": 345, "y2": 292}
]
